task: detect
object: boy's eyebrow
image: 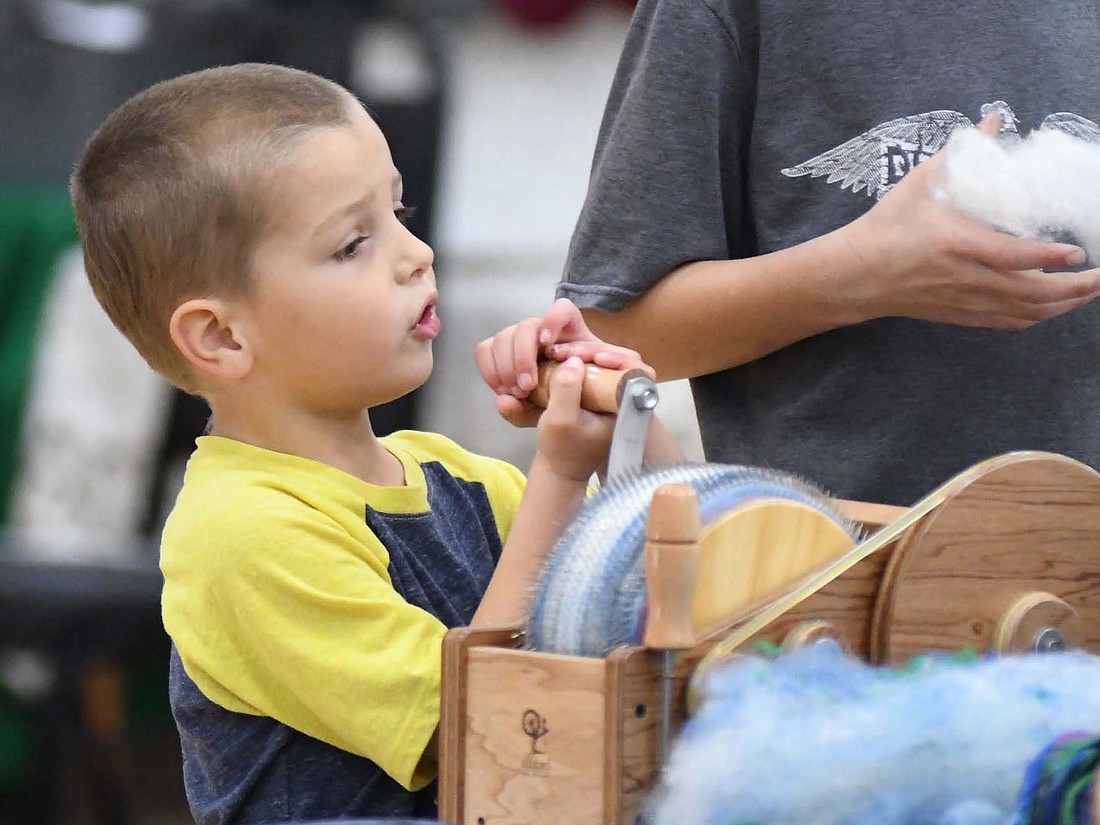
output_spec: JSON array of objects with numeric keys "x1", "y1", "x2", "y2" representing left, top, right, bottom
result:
[
  {"x1": 312, "y1": 193, "x2": 375, "y2": 239},
  {"x1": 311, "y1": 171, "x2": 404, "y2": 239}
]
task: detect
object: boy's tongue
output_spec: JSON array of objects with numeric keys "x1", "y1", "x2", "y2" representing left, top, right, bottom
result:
[{"x1": 413, "y1": 304, "x2": 441, "y2": 338}]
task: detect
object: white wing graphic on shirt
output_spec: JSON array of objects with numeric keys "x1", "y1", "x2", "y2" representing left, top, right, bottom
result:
[
  {"x1": 781, "y1": 101, "x2": 1029, "y2": 200},
  {"x1": 1039, "y1": 112, "x2": 1100, "y2": 142},
  {"x1": 781, "y1": 110, "x2": 972, "y2": 199}
]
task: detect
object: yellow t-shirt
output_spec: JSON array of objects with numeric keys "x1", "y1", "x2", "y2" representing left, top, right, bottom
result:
[{"x1": 160, "y1": 430, "x2": 525, "y2": 792}]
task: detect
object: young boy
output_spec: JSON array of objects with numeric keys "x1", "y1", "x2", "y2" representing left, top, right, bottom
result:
[{"x1": 70, "y1": 63, "x2": 681, "y2": 824}]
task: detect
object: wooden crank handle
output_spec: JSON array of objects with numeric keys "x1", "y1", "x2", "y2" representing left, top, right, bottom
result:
[
  {"x1": 528, "y1": 361, "x2": 649, "y2": 414},
  {"x1": 643, "y1": 484, "x2": 702, "y2": 651}
]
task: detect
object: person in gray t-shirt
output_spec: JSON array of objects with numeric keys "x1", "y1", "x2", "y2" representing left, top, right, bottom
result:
[{"x1": 557, "y1": 0, "x2": 1100, "y2": 505}]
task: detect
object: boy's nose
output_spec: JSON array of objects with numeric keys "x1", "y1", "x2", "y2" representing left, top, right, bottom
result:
[{"x1": 398, "y1": 232, "x2": 435, "y2": 283}]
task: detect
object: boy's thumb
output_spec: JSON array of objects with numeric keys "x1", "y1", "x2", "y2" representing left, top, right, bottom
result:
[{"x1": 545, "y1": 356, "x2": 584, "y2": 413}]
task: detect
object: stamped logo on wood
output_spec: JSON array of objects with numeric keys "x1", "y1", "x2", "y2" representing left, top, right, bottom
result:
[{"x1": 521, "y1": 709, "x2": 550, "y2": 775}]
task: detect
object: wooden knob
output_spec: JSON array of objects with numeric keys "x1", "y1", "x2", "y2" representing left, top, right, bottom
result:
[
  {"x1": 528, "y1": 362, "x2": 644, "y2": 414},
  {"x1": 994, "y1": 591, "x2": 1083, "y2": 654},
  {"x1": 643, "y1": 484, "x2": 701, "y2": 651}
]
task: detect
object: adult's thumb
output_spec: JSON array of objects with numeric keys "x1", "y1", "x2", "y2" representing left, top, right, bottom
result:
[{"x1": 976, "y1": 111, "x2": 1002, "y2": 137}]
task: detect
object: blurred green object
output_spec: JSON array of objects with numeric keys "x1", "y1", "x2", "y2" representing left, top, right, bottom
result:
[
  {"x1": 0, "y1": 684, "x2": 34, "y2": 794},
  {"x1": 126, "y1": 658, "x2": 174, "y2": 732},
  {"x1": 0, "y1": 187, "x2": 84, "y2": 814},
  {"x1": 0, "y1": 188, "x2": 79, "y2": 525}
]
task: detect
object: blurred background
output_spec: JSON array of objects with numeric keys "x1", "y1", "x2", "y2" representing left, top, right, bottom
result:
[{"x1": 0, "y1": 0, "x2": 702, "y2": 822}]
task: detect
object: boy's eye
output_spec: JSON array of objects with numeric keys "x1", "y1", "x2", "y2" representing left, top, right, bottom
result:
[
  {"x1": 334, "y1": 235, "x2": 368, "y2": 262},
  {"x1": 395, "y1": 205, "x2": 417, "y2": 225}
]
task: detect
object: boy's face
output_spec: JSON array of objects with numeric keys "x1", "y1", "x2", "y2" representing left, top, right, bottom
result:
[{"x1": 239, "y1": 104, "x2": 438, "y2": 415}]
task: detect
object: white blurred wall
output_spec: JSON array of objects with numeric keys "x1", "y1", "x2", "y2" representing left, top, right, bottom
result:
[{"x1": 423, "y1": 5, "x2": 703, "y2": 470}]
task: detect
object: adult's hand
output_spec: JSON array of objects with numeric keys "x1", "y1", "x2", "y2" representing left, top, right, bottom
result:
[{"x1": 843, "y1": 114, "x2": 1100, "y2": 330}]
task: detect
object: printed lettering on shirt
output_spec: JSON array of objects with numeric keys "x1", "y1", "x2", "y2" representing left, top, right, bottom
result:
[{"x1": 781, "y1": 101, "x2": 1100, "y2": 200}]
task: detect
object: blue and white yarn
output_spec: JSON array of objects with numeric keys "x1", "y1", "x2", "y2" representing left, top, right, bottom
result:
[
  {"x1": 527, "y1": 463, "x2": 859, "y2": 657},
  {"x1": 648, "y1": 645, "x2": 1100, "y2": 825}
]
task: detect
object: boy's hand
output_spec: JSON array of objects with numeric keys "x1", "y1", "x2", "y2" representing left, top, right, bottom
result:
[
  {"x1": 532, "y1": 356, "x2": 620, "y2": 482},
  {"x1": 841, "y1": 113, "x2": 1100, "y2": 330},
  {"x1": 476, "y1": 298, "x2": 649, "y2": 429}
]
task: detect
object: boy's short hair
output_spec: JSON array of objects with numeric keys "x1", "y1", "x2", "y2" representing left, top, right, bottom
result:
[{"x1": 71, "y1": 63, "x2": 356, "y2": 389}]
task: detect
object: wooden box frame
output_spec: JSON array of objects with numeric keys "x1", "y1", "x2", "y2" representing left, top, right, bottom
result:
[{"x1": 440, "y1": 453, "x2": 1100, "y2": 825}]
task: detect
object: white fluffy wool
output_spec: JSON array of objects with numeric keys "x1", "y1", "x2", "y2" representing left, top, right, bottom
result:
[
  {"x1": 940, "y1": 127, "x2": 1100, "y2": 263},
  {"x1": 648, "y1": 646, "x2": 1100, "y2": 825}
]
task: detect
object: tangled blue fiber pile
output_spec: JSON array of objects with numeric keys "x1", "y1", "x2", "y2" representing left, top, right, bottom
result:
[{"x1": 649, "y1": 645, "x2": 1100, "y2": 825}]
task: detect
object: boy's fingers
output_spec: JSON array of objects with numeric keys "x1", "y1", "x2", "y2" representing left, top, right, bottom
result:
[
  {"x1": 588, "y1": 348, "x2": 626, "y2": 368},
  {"x1": 590, "y1": 347, "x2": 651, "y2": 375},
  {"x1": 544, "y1": 356, "x2": 585, "y2": 418},
  {"x1": 490, "y1": 330, "x2": 521, "y2": 393},
  {"x1": 546, "y1": 341, "x2": 592, "y2": 361},
  {"x1": 495, "y1": 395, "x2": 541, "y2": 428},
  {"x1": 547, "y1": 340, "x2": 638, "y2": 362},
  {"x1": 544, "y1": 342, "x2": 656, "y2": 379},
  {"x1": 538, "y1": 299, "x2": 570, "y2": 346},
  {"x1": 512, "y1": 318, "x2": 543, "y2": 393},
  {"x1": 540, "y1": 298, "x2": 590, "y2": 346},
  {"x1": 474, "y1": 336, "x2": 502, "y2": 391}
]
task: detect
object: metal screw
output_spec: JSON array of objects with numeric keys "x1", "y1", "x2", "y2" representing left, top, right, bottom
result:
[
  {"x1": 629, "y1": 379, "x2": 659, "y2": 411},
  {"x1": 1034, "y1": 627, "x2": 1067, "y2": 653}
]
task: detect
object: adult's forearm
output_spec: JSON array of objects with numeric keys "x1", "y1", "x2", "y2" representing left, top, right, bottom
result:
[
  {"x1": 581, "y1": 226, "x2": 873, "y2": 381},
  {"x1": 580, "y1": 134, "x2": 1100, "y2": 380}
]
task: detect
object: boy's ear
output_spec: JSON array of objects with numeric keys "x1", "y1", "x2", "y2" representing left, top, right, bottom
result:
[{"x1": 169, "y1": 298, "x2": 253, "y2": 381}]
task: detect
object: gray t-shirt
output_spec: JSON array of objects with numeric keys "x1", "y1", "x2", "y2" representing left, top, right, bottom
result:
[{"x1": 559, "y1": 0, "x2": 1100, "y2": 505}]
